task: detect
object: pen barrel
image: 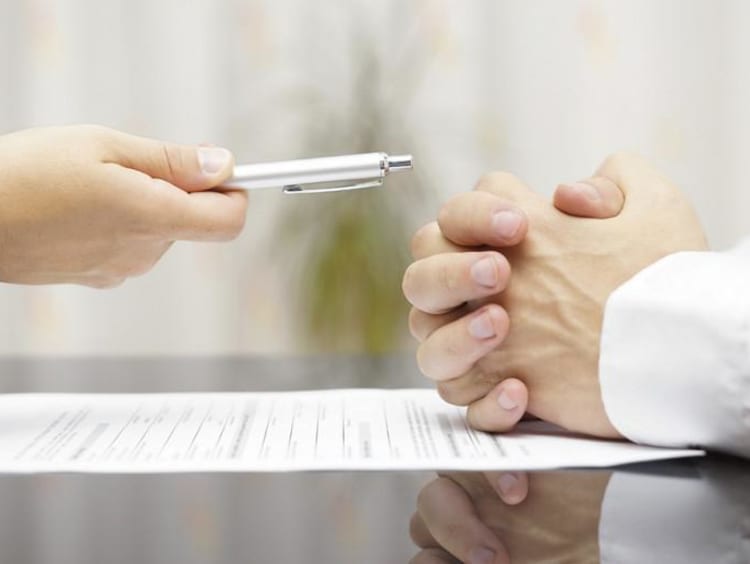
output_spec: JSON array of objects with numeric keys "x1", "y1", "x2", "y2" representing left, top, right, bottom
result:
[{"x1": 226, "y1": 152, "x2": 387, "y2": 190}]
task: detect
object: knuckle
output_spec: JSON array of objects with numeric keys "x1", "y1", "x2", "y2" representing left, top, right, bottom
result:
[
  {"x1": 416, "y1": 477, "x2": 451, "y2": 513},
  {"x1": 407, "y1": 308, "x2": 423, "y2": 340},
  {"x1": 465, "y1": 405, "x2": 488, "y2": 431},
  {"x1": 223, "y1": 211, "x2": 247, "y2": 240},
  {"x1": 401, "y1": 264, "x2": 418, "y2": 302},
  {"x1": 600, "y1": 151, "x2": 642, "y2": 176},
  {"x1": 408, "y1": 513, "x2": 421, "y2": 545},
  {"x1": 474, "y1": 171, "x2": 520, "y2": 192},
  {"x1": 160, "y1": 143, "x2": 184, "y2": 178},
  {"x1": 437, "y1": 382, "x2": 463, "y2": 405},
  {"x1": 410, "y1": 222, "x2": 437, "y2": 258},
  {"x1": 474, "y1": 171, "x2": 532, "y2": 204},
  {"x1": 600, "y1": 151, "x2": 627, "y2": 172},
  {"x1": 415, "y1": 481, "x2": 436, "y2": 513},
  {"x1": 417, "y1": 342, "x2": 452, "y2": 381},
  {"x1": 437, "y1": 194, "x2": 470, "y2": 233},
  {"x1": 436, "y1": 203, "x2": 453, "y2": 234},
  {"x1": 474, "y1": 172, "x2": 496, "y2": 191},
  {"x1": 415, "y1": 345, "x2": 432, "y2": 378},
  {"x1": 600, "y1": 151, "x2": 680, "y2": 198}
]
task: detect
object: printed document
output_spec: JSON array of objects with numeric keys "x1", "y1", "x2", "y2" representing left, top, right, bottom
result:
[{"x1": 0, "y1": 389, "x2": 702, "y2": 473}]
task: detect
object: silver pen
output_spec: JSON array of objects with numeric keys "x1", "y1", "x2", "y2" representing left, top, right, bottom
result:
[{"x1": 224, "y1": 152, "x2": 413, "y2": 194}]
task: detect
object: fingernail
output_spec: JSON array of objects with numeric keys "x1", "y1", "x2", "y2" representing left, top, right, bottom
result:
[
  {"x1": 571, "y1": 181, "x2": 601, "y2": 201},
  {"x1": 498, "y1": 473, "x2": 519, "y2": 496},
  {"x1": 497, "y1": 389, "x2": 518, "y2": 411},
  {"x1": 492, "y1": 210, "x2": 522, "y2": 240},
  {"x1": 468, "y1": 312, "x2": 496, "y2": 340},
  {"x1": 470, "y1": 257, "x2": 499, "y2": 288},
  {"x1": 468, "y1": 547, "x2": 496, "y2": 564},
  {"x1": 198, "y1": 147, "x2": 232, "y2": 175}
]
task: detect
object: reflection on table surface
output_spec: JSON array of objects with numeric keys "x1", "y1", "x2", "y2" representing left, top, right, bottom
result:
[
  {"x1": 411, "y1": 457, "x2": 750, "y2": 564},
  {"x1": 0, "y1": 356, "x2": 747, "y2": 564}
]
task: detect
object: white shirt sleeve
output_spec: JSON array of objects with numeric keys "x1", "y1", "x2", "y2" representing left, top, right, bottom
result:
[{"x1": 599, "y1": 240, "x2": 750, "y2": 457}]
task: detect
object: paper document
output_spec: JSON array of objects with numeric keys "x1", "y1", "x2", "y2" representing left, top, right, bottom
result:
[{"x1": 0, "y1": 389, "x2": 702, "y2": 473}]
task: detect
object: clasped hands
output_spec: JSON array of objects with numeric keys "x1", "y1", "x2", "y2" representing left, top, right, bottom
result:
[
  {"x1": 403, "y1": 153, "x2": 707, "y2": 437},
  {"x1": 410, "y1": 469, "x2": 610, "y2": 563}
]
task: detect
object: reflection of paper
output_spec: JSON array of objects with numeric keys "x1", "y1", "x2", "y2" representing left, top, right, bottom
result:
[{"x1": 0, "y1": 389, "x2": 702, "y2": 473}]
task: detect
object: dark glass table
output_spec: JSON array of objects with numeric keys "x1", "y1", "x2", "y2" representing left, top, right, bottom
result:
[{"x1": 0, "y1": 356, "x2": 746, "y2": 564}]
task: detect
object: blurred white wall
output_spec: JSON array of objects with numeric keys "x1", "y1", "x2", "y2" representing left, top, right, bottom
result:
[{"x1": 0, "y1": 0, "x2": 748, "y2": 354}]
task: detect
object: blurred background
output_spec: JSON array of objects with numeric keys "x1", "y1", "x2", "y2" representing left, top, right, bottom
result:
[{"x1": 0, "y1": 0, "x2": 748, "y2": 355}]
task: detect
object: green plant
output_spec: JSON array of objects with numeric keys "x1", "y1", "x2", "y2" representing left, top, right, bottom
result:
[{"x1": 276, "y1": 19, "x2": 433, "y2": 353}]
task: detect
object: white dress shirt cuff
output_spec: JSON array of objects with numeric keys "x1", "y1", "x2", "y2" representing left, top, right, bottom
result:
[{"x1": 599, "y1": 248, "x2": 750, "y2": 457}]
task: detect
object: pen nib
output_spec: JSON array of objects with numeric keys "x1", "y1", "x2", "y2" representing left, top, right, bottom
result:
[{"x1": 387, "y1": 154, "x2": 413, "y2": 173}]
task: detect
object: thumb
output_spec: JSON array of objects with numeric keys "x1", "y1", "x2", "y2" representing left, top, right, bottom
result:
[
  {"x1": 553, "y1": 176, "x2": 625, "y2": 219},
  {"x1": 466, "y1": 378, "x2": 528, "y2": 433},
  {"x1": 104, "y1": 130, "x2": 235, "y2": 192}
]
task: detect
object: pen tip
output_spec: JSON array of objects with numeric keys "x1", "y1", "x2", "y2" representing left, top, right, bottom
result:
[{"x1": 388, "y1": 154, "x2": 413, "y2": 172}]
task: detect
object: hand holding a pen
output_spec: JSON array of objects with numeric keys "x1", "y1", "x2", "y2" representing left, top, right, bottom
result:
[
  {"x1": 0, "y1": 125, "x2": 246, "y2": 287},
  {"x1": 402, "y1": 153, "x2": 707, "y2": 436},
  {"x1": 0, "y1": 124, "x2": 411, "y2": 289}
]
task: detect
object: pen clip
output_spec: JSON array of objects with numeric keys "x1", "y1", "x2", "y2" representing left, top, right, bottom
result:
[{"x1": 282, "y1": 178, "x2": 383, "y2": 195}]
